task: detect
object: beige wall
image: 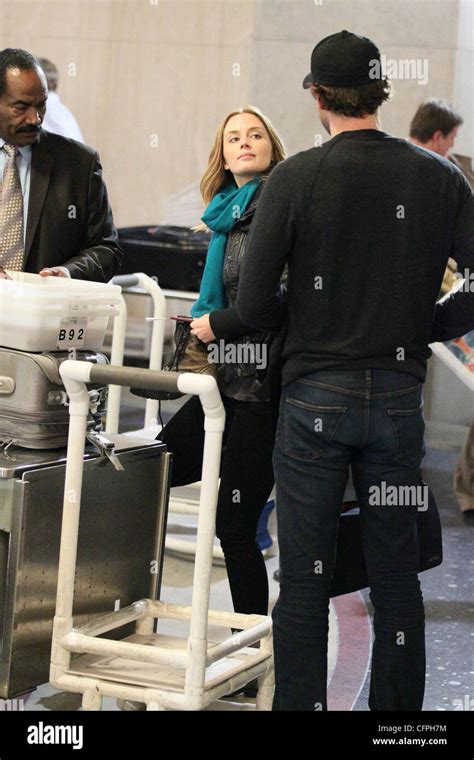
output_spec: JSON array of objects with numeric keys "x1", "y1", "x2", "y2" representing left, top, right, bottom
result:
[
  {"x1": 453, "y1": 0, "x2": 474, "y2": 158},
  {"x1": 0, "y1": 0, "x2": 257, "y2": 226},
  {"x1": 0, "y1": 0, "x2": 471, "y2": 227},
  {"x1": 251, "y1": 0, "x2": 463, "y2": 156}
]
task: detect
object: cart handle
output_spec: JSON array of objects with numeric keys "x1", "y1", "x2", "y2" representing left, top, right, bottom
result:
[
  {"x1": 59, "y1": 361, "x2": 225, "y2": 428},
  {"x1": 110, "y1": 274, "x2": 141, "y2": 289}
]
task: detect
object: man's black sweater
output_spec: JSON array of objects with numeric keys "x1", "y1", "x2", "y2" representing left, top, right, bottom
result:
[{"x1": 236, "y1": 129, "x2": 474, "y2": 386}]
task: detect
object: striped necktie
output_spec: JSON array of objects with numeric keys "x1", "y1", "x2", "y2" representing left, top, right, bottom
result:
[{"x1": 0, "y1": 143, "x2": 25, "y2": 270}]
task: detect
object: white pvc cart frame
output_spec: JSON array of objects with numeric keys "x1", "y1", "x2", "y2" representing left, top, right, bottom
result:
[
  {"x1": 50, "y1": 362, "x2": 274, "y2": 711},
  {"x1": 107, "y1": 273, "x2": 167, "y2": 436},
  {"x1": 107, "y1": 273, "x2": 225, "y2": 560}
]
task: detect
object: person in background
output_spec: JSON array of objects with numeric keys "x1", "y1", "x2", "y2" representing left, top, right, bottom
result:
[
  {"x1": 37, "y1": 57, "x2": 84, "y2": 143},
  {"x1": 410, "y1": 99, "x2": 474, "y2": 516},
  {"x1": 0, "y1": 48, "x2": 121, "y2": 280},
  {"x1": 454, "y1": 423, "x2": 474, "y2": 513},
  {"x1": 236, "y1": 30, "x2": 474, "y2": 711},
  {"x1": 409, "y1": 98, "x2": 473, "y2": 180}
]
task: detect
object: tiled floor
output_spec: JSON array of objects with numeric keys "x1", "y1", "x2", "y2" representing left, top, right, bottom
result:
[
  {"x1": 353, "y1": 447, "x2": 474, "y2": 711},
  {"x1": 14, "y1": 391, "x2": 474, "y2": 711}
]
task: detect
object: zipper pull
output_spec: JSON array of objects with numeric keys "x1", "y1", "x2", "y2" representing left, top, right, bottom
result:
[
  {"x1": 0, "y1": 439, "x2": 17, "y2": 461},
  {"x1": 86, "y1": 431, "x2": 124, "y2": 472}
]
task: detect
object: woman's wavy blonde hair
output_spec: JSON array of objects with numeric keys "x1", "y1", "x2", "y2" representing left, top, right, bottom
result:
[{"x1": 200, "y1": 105, "x2": 286, "y2": 206}]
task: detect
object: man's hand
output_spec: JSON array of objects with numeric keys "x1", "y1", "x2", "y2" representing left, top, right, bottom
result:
[
  {"x1": 38, "y1": 267, "x2": 70, "y2": 278},
  {"x1": 190, "y1": 314, "x2": 216, "y2": 343}
]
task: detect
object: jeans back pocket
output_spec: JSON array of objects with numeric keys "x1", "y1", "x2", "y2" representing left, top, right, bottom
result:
[
  {"x1": 283, "y1": 398, "x2": 347, "y2": 462},
  {"x1": 387, "y1": 405, "x2": 425, "y2": 468}
]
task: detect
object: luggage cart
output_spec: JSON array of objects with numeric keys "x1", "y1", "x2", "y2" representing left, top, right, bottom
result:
[
  {"x1": 50, "y1": 362, "x2": 274, "y2": 711},
  {"x1": 106, "y1": 277, "x2": 274, "y2": 562},
  {"x1": 107, "y1": 273, "x2": 227, "y2": 561},
  {"x1": 107, "y1": 273, "x2": 167, "y2": 437}
]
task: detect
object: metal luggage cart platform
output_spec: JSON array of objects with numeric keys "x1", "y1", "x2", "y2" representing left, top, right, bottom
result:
[{"x1": 0, "y1": 435, "x2": 170, "y2": 698}]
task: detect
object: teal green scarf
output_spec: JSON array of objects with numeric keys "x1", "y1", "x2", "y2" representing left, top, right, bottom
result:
[{"x1": 191, "y1": 178, "x2": 261, "y2": 318}]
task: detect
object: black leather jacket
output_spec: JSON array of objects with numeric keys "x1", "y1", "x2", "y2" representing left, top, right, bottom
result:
[{"x1": 208, "y1": 182, "x2": 282, "y2": 401}]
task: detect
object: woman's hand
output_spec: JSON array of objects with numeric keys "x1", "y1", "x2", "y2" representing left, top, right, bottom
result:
[{"x1": 190, "y1": 314, "x2": 216, "y2": 343}]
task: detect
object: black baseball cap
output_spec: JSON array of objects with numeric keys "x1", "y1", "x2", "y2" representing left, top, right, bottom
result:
[{"x1": 302, "y1": 30, "x2": 382, "y2": 89}]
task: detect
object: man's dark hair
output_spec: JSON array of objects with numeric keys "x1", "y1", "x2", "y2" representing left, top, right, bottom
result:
[
  {"x1": 311, "y1": 79, "x2": 391, "y2": 118},
  {"x1": 409, "y1": 98, "x2": 463, "y2": 142},
  {"x1": 0, "y1": 48, "x2": 42, "y2": 97}
]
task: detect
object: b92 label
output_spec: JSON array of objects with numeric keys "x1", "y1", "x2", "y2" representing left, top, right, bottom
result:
[
  {"x1": 56, "y1": 318, "x2": 87, "y2": 349},
  {"x1": 58, "y1": 327, "x2": 84, "y2": 342}
]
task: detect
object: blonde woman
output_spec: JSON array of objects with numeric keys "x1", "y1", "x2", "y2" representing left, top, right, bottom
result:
[{"x1": 159, "y1": 108, "x2": 285, "y2": 684}]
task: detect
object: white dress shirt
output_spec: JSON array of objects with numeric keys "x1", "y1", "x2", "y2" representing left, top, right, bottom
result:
[{"x1": 42, "y1": 91, "x2": 84, "y2": 143}]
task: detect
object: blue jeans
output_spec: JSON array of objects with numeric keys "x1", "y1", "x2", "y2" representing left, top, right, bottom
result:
[{"x1": 272, "y1": 369, "x2": 426, "y2": 711}]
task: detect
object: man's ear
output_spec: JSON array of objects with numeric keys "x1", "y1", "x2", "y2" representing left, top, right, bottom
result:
[
  {"x1": 310, "y1": 86, "x2": 324, "y2": 109},
  {"x1": 431, "y1": 130, "x2": 443, "y2": 144}
]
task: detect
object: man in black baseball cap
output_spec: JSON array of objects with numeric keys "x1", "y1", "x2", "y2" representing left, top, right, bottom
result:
[
  {"x1": 302, "y1": 29, "x2": 382, "y2": 89},
  {"x1": 237, "y1": 30, "x2": 474, "y2": 712}
]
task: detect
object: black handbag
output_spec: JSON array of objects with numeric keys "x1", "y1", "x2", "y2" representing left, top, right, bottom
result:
[
  {"x1": 330, "y1": 484, "x2": 443, "y2": 597},
  {"x1": 131, "y1": 318, "x2": 217, "y2": 402}
]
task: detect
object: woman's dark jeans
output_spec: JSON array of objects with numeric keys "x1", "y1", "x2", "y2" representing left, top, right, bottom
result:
[{"x1": 272, "y1": 369, "x2": 426, "y2": 711}]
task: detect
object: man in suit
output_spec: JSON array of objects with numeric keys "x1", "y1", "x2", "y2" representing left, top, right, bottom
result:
[
  {"x1": 409, "y1": 98, "x2": 463, "y2": 159},
  {"x1": 0, "y1": 48, "x2": 122, "y2": 281}
]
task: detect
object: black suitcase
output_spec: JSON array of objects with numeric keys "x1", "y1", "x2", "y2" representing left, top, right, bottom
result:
[
  {"x1": 330, "y1": 490, "x2": 443, "y2": 597},
  {"x1": 118, "y1": 225, "x2": 211, "y2": 292},
  {"x1": 275, "y1": 494, "x2": 443, "y2": 597}
]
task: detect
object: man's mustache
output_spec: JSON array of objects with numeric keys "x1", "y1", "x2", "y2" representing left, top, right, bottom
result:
[{"x1": 18, "y1": 126, "x2": 40, "y2": 134}]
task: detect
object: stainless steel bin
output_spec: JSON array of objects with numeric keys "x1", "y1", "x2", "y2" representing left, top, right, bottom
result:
[{"x1": 0, "y1": 436, "x2": 171, "y2": 697}]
